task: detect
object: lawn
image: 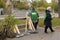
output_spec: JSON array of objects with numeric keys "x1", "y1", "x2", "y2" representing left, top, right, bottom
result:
[
  {"x1": 38, "y1": 18, "x2": 60, "y2": 27},
  {"x1": 18, "y1": 18, "x2": 60, "y2": 27},
  {"x1": 0, "y1": 18, "x2": 60, "y2": 30}
]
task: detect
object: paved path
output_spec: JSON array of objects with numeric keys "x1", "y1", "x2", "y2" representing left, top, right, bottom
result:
[{"x1": 7, "y1": 27, "x2": 60, "y2": 40}]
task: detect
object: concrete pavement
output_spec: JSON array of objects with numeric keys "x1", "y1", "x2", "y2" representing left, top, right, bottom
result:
[{"x1": 7, "y1": 27, "x2": 60, "y2": 40}]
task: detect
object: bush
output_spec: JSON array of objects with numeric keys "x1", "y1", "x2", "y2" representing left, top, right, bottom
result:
[
  {"x1": 0, "y1": 0, "x2": 5, "y2": 8},
  {"x1": 15, "y1": 2, "x2": 29, "y2": 10},
  {"x1": 4, "y1": 15, "x2": 19, "y2": 30},
  {"x1": 0, "y1": 22, "x2": 3, "y2": 32},
  {"x1": 36, "y1": 7, "x2": 46, "y2": 11},
  {"x1": 0, "y1": 15, "x2": 22, "y2": 38},
  {"x1": 0, "y1": 21, "x2": 6, "y2": 40},
  {"x1": 1, "y1": 15, "x2": 20, "y2": 38}
]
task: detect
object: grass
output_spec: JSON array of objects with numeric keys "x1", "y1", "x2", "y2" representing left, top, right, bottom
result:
[
  {"x1": 38, "y1": 18, "x2": 60, "y2": 27},
  {"x1": 18, "y1": 18, "x2": 60, "y2": 27},
  {"x1": 52, "y1": 18, "x2": 60, "y2": 27},
  {"x1": 0, "y1": 18, "x2": 60, "y2": 30},
  {"x1": 18, "y1": 20, "x2": 26, "y2": 24}
]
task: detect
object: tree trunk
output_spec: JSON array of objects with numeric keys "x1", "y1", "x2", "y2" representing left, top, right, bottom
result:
[{"x1": 58, "y1": 0, "x2": 60, "y2": 18}]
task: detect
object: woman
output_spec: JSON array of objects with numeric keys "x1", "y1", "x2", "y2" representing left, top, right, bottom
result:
[{"x1": 44, "y1": 7, "x2": 54, "y2": 33}]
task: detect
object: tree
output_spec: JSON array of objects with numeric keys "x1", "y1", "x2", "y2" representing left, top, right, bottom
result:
[
  {"x1": 58, "y1": 0, "x2": 60, "y2": 18},
  {"x1": 0, "y1": 0, "x2": 4, "y2": 8},
  {"x1": 32, "y1": 1, "x2": 37, "y2": 7}
]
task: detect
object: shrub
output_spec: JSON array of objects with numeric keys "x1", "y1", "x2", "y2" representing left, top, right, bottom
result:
[
  {"x1": 36, "y1": 7, "x2": 46, "y2": 11},
  {"x1": 4, "y1": 15, "x2": 19, "y2": 31},
  {"x1": 1, "y1": 15, "x2": 20, "y2": 38}
]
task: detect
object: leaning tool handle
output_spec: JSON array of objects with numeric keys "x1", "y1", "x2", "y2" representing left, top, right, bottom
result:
[
  {"x1": 14, "y1": 25, "x2": 20, "y2": 34},
  {"x1": 28, "y1": 17, "x2": 35, "y2": 31},
  {"x1": 29, "y1": 18, "x2": 35, "y2": 31},
  {"x1": 25, "y1": 12, "x2": 35, "y2": 32}
]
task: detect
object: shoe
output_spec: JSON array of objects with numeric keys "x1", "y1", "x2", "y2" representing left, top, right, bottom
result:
[
  {"x1": 45, "y1": 32, "x2": 48, "y2": 33},
  {"x1": 51, "y1": 30, "x2": 54, "y2": 32}
]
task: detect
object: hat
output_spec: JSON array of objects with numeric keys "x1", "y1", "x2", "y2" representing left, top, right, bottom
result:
[{"x1": 47, "y1": 7, "x2": 51, "y2": 11}]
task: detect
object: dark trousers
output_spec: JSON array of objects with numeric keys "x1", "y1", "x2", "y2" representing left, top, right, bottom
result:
[
  {"x1": 33, "y1": 22, "x2": 38, "y2": 30},
  {"x1": 45, "y1": 25, "x2": 54, "y2": 32}
]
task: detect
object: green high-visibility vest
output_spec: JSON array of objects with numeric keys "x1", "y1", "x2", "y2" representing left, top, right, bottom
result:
[{"x1": 30, "y1": 10, "x2": 39, "y2": 20}]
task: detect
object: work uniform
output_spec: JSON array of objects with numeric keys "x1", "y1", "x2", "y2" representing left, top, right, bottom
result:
[{"x1": 29, "y1": 10, "x2": 39, "y2": 30}]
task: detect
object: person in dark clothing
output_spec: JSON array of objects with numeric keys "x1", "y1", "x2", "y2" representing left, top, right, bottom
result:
[
  {"x1": 44, "y1": 7, "x2": 54, "y2": 33},
  {"x1": 29, "y1": 6, "x2": 39, "y2": 30},
  {"x1": 1, "y1": 10, "x2": 3, "y2": 15}
]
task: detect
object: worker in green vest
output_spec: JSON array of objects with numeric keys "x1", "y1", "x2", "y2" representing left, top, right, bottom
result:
[{"x1": 28, "y1": 6, "x2": 39, "y2": 30}]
